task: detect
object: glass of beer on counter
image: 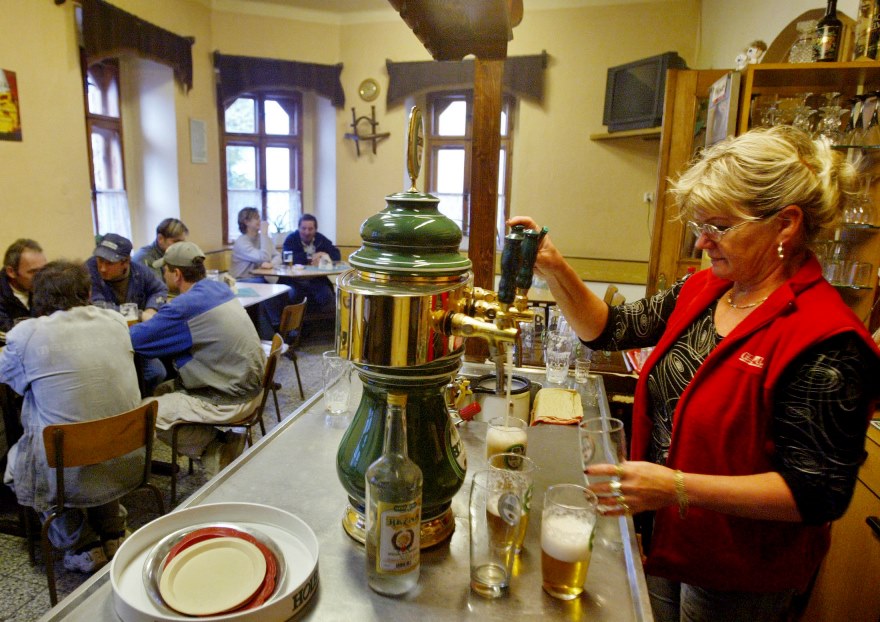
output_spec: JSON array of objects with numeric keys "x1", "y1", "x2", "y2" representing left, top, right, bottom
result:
[
  {"x1": 486, "y1": 416, "x2": 528, "y2": 459},
  {"x1": 469, "y1": 469, "x2": 525, "y2": 598},
  {"x1": 488, "y1": 453, "x2": 537, "y2": 554},
  {"x1": 541, "y1": 484, "x2": 598, "y2": 600}
]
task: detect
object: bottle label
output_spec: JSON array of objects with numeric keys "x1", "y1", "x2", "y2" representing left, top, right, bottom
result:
[
  {"x1": 376, "y1": 499, "x2": 421, "y2": 574},
  {"x1": 815, "y1": 24, "x2": 841, "y2": 60}
]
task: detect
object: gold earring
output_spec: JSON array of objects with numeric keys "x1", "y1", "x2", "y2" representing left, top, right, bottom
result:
[{"x1": 777, "y1": 242, "x2": 784, "y2": 260}]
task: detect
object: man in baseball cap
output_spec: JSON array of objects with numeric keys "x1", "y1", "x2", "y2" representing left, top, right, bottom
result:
[
  {"x1": 85, "y1": 233, "x2": 167, "y2": 320},
  {"x1": 131, "y1": 241, "x2": 264, "y2": 474}
]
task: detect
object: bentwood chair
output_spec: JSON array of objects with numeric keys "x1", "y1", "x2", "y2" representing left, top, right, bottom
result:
[
  {"x1": 167, "y1": 334, "x2": 283, "y2": 504},
  {"x1": 261, "y1": 299, "x2": 307, "y2": 419},
  {"x1": 31, "y1": 401, "x2": 165, "y2": 605}
]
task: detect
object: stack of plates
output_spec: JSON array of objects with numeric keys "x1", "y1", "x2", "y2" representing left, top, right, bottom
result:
[{"x1": 111, "y1": 503, "x2": 319, "y2": 621}]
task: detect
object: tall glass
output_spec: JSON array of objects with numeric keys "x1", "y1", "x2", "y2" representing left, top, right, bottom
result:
[
  {"x1": 579, "y1": 417, "x2": 627, "y2": 513},
  {"x1": 541, "y1": 484, "x2": 598, "y2": 600},
  {"x1": 488, "y1": 453, "x2": 538, "y2": 554},
  {"x1": 486, "y1": 416, "x2": 528, "y2": 459},
  {"x1": 469, "y1": 470, "x2": 524, "y2": 598},
  {"x1": 545, "y1": 329, "x2": 573, "y2": 384}
]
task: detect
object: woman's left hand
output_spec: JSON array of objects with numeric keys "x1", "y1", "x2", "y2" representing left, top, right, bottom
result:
[{"x1": 585, "y1": 461, "x2": 678, "y2": 516}]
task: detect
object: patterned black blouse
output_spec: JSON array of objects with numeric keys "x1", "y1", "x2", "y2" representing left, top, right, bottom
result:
[{"x1": 584, "y1": 278, "x2": 874, "y2": 524}]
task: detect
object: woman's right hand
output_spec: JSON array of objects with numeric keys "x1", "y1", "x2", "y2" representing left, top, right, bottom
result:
[{"x1": 506, "y1": 216, "x2": 563, "y2": 277}]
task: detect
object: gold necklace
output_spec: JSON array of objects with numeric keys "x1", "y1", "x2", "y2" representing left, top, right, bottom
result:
[{"x1": 725, "y1": 291, "x2": 768, "y2": 309}]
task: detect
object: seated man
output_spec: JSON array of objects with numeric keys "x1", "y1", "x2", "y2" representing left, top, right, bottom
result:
[
  {"x1": 1, "y1": 261, "x2": 143, "y2": 573},
  {"x1": 129, "y1": 242, "x2": 265, "y2": 474},
  {"x1": 230, "y1": 207, "x2": 281, "y2": 282},
  {"x1": 282, "y1": 214, "x2": 341, "y2": 310},
  {"x1": 85, "y1": 233, "x2": 168, "y2": 393},
  {"x1": 85, "y1": 233, "x2": 167, "y2": 317},
  {"x1": 0, "y1": 238, "x2": 47, "y2": 333},
  {"x1": 133, "y1": 217, "x2": 189, "y2": 279}
]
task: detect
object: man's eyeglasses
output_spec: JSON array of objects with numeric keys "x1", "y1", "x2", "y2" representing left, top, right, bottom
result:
[{"x1": 687, "y1": 208, "x2": 783, "y2": 243}]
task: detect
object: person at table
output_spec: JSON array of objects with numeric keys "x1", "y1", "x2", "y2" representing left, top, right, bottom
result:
[
  {"x1": 1, "y1": 261, "x2": 142, "y2": 573},
  {"x1": 282, "y1": 214, "x2": 341, "y2": 310},
  {"x1": 133, "y1": 217, "x2": 189, "y2": 279},
  {"x1": 85, "y1": 233, "x2": 168, "y2": 393},
  {"x1": 85, "y1": 233, "x2": 167, "y2": 319},
  {"x1": 511, "y1": 126, "x2": 880, "y2": 622},
  {"x1": 130, "y1": 242, "x2": 264, "y2": 475},
  {"x1": 0, "y1": 238, "x2": 46, "y2": 333},
  {"x1": 230, "y1": 206, "x2": 281, "y2": 282}
]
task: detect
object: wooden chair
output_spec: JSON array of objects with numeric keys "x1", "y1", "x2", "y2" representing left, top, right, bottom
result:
[
  {"x1": 168, "y1": 334, "x2": 283, "y2": 504},
  {"x1": 262, "y1": 299, "x2": 308, "y2": 418},
  {"x1": 33, "y1": 401, "x2": 165, "y2": 605}
]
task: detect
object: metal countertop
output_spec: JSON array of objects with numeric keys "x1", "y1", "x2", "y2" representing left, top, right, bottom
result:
[{"x1": 40, "y1": 364, "x2": 652, "y2": 621}]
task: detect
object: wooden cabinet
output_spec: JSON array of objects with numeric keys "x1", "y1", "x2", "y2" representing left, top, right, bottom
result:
[
  {"x1": 801, "y1": 422, "x2": 880, "y2": 622},
  {"x1": 649, "y1": 62, "x2": 880, "y2": 329}
]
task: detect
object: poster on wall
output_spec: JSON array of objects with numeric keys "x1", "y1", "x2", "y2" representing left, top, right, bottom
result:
[{"x1": 0, "y1": 69, "x2": 22, "y2": 142}]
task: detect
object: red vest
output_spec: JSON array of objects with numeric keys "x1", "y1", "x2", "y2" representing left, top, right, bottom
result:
[{"x1": 632, "y1": 257, "x2": 880, "y2": 592}]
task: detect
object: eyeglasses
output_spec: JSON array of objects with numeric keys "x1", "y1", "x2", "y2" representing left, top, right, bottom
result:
[{"x1": 687, "y1": 209, "x2": 783, "y2": 243}]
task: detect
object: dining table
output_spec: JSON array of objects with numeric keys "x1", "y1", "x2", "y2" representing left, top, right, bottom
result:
[
  {"x1": 251, "y1": 262, "x2": 350, "y2": 280},
  {"x1": 40, "y1": 361, "x2": 652, "y2": 622}
]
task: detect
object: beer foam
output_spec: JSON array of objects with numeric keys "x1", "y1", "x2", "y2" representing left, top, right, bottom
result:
[{"x1": 541, "y1": 514, "x2": 592, "y2": 562}]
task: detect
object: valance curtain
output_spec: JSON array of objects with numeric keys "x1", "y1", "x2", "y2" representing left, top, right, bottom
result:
[
  {"x1": 385, "y1": 52, "x2": 548, "y2": 107},
  {"x1": 79, "y1": 0, "x2": 194, "y2": 91},
  {"x1": 213, "y1": 53, "x2": 345, "y2": 109}
]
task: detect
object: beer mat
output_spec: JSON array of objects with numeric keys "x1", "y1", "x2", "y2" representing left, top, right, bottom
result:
[
  {"x1": 531, "y1": 388, "x2": 583, "y2": 426},
  {"x1": 235, "y1": 287, "x2": 259, "y2": 297}
]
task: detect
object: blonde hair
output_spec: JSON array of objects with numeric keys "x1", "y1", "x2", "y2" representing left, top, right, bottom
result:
[{"x1": 669, "y1": 125, "x2": 856, "y2": 242}]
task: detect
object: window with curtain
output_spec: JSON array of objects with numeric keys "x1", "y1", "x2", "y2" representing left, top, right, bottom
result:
[
  {"x1": 222, "y1": 92, "x2": 303, "y2": 244},
  {"x1": 425, "y1": 91, "x2": 514, "y2": 245},
  {"x1": 85, "y1": 59, "x2": 131, "y2": 239}
]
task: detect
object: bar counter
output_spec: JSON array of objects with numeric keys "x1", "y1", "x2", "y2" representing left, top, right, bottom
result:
[{"x1": 41, "y1": 364, "x2": 652, "y2": 621}]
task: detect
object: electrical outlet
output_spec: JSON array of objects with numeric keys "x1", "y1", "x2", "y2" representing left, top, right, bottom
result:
[{"x1": 643, "y1": 191, "x2": 654, "y2": 204}]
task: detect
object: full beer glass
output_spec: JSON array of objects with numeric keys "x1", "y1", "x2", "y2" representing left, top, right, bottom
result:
[{"x1": 541, "y1": 484, "x2": 598, "y2": 600}]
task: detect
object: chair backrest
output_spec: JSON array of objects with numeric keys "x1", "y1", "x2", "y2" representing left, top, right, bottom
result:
[
  {"x1": 278, "y1": 299, "x2": 308, "y2": 347},
  {"x1": 254, "y1": 334, "x2": 284, "y2": 414},
  {"x1": 43, "y1": 401, "x2": 158, "y2": 505}
]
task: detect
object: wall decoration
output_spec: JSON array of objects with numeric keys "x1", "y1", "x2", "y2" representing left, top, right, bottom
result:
[
  {"x1": 0, "y1": 69, "x2": 22, "y2": 142},
  {"x1": 190, "y1": 118, "x2": 207, "y2": 163}
]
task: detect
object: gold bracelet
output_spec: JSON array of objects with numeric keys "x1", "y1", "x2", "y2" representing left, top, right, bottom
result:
[{"x1": 674, "y1": 470, "x2": 688, "y2": 519}]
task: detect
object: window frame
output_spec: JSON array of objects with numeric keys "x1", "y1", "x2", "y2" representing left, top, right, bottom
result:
[
  {"x1": 220, "y1": 90, "x2": 304, "y2": 244},
  {"x1": 423, "y1": 90, "x2": 515, "y2": 242},
  {"x1": 83, "y1": 57, "x2": 127, "y2": 236}
]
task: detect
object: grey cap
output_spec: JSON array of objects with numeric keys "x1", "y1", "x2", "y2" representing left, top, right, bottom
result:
[
  {"x1": 93, "y1": 233, "x2": 133, "y2": 262},
  {"x1": 153, "y1": 241, "x2": 206, "y2": 269}
]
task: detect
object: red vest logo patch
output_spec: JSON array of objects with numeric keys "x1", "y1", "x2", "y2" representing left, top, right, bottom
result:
[{"x1": 738, "y1": 352, "x2": 765, "y2": 368}]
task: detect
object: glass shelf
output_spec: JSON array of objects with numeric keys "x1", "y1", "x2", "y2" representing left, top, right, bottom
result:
[
  {"x1": 831, "y1": 283, "x2": 874, "y2": 291},
  {"x1": 841, "y1": 222, "x2": 880, "y2": 230},
  {"x1": 831, "y1": 144, "x2": 880, "y2": 151}
]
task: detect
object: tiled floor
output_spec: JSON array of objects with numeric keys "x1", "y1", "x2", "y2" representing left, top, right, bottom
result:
[{"x1": 0, "y1": 333, "x2": 331, "y2": 620}]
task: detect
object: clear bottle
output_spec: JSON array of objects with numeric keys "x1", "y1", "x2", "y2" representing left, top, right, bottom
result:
[
  {"x1": 789, "y1": 20, "x2": 817, "y2": 63},
  {"x1": 365, "y1": 392, "x2": 422, "y2": 595},
  {"x1": 854, "y1": 0, "x2": 879, "y2": 58},
  {"x1": 815, "y1": 0, "x2": 843, "y2": 62}
]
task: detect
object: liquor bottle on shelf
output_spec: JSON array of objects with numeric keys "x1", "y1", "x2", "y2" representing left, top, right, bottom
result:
[
  {"x1": 365, "y1": 392, "x2": 422, "y2": 595},
  {"x1": 815, "y1": 0, "x2": 843, "y2": 62},
  {"x1": 854, "y1": 0, "x2": 879, "y2": 59}
]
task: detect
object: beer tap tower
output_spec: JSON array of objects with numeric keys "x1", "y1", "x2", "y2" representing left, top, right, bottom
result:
[{"x1": 335, "y1": 107, "x2": 542, "y2": 547}]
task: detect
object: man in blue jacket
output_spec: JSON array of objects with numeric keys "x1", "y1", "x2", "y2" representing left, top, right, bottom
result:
[
  {"x1": 129, "y1": 242, "x2": 265, "y2": 475},
  {"x1": 85, "y1": 233, "x2": 168, "y2": 392},
  {"x1": 282, "y1": 214, "x2": 341, "y2": 310}
]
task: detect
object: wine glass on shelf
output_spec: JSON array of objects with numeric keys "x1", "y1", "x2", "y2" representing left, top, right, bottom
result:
[
  {"x1": 791, "y1": 92, "x2": 815, "y2": 134},
  {"x1": 862, "y1": 94, "x2": 880, "y2": 147},
  {"x1": 842, "y1": 96, "x2": 863, "y2": 146}
]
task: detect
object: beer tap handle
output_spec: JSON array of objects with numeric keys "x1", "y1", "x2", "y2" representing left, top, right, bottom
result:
[
  {"x1": 516, "y1": 228, "x2": 545, "y2": 291},
  {"x1": 498, "y1": 225, "x2": 525, "y2": 305}
]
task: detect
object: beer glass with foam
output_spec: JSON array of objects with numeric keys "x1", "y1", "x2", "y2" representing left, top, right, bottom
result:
[
  {"x1": 486, "y1": 416, "x2": 528, "y2": 459},
  {"x1": 541, "y1": 484, "x2": 598, "y2": 600},
  {"x1": 488, "y1": 453, "x2": 538, "y2": 554}
]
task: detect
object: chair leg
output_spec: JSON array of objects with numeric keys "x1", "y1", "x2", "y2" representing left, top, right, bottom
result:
[
  {"x1": 170, "y1": 429, "x2": 180, "y2": 506},
  {"x1": 293, "y1": 358, "x2": 305, "y2": 400},
  {"x1": 145, "y1": 483, "x2": 166, "y2": 515},
  {"x1": 272, "y1": 386, "x2": 282, "y2": 423},
  {"x1": 42, "y1": 513, "x2": 59, "y2": 606}
]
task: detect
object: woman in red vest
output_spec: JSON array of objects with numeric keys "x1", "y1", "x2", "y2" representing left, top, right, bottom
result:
[{"x1": 512, "y1": 125, "x2": 880, "y2": 621}]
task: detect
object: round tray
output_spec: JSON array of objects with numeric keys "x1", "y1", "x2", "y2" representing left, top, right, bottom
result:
[{"x1": 111, "y1": 503, "x2": 319, "y2": 622}]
